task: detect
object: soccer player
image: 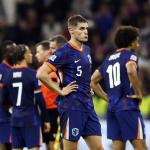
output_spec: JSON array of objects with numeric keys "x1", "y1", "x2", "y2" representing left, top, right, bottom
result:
[
  {"x1": 91, "y1": 26, "x2": 147, "y2": 150},
  {"x1": 36, "y1": 35, "x2": 67, "y2": 150},
  {"x1": 0, "y1": 41, "x2": 16, "y2": 150},
  {"x1": 37, "y1": 15, "x2": 103, "y2": 150},
  {"x1": 2, "y1": 45, "x2": 50, "y2": 150}
]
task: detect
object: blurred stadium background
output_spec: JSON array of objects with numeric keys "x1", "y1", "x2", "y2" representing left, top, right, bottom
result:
[{"x1": 0, "y1": 0, "x2": 149, "y2": 149}]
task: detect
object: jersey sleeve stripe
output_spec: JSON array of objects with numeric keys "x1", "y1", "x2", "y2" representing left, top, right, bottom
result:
[
  {"x1": 126, "y1": 60, "x2": 137, "y2": 68},
  {"x1": 45, "y1": 62, "x2": 57, "y2": 72}
]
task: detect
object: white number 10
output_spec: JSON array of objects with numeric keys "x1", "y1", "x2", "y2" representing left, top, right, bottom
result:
[
  {"x1": 106, "y1": 62, "x2": 121, "y2": 88},
  {"x1": 12, "y1": 82, "x2": 23, "y2": 106}
]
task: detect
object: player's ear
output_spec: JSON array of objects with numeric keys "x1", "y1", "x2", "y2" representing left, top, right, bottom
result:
[{"x1": 68, "y1": 26, "x2": 74, "y2": 35}]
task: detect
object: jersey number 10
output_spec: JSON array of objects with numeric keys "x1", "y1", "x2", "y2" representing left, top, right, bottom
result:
[{"x1": 106, "y1": 62, "x2": 121, "y2": 88}]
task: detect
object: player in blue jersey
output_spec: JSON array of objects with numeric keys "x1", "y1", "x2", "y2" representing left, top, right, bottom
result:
[
  {"x1": 91, "y1": 26, "x2": 147, "y2": 150},
  {"x1": 37, "y1": 15, "x2": 103, "y2": 150},
  {"x1": 0, "y1": 41, "x2": 16, "y2": 150},
  {"x1": 2, "y1": 44, "x2": 50, "y2": 150}
]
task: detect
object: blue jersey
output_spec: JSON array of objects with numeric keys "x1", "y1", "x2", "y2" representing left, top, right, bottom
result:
[
  {"x1": 0, "y1": 61, "x2": 11, "y2": 123},
  {"x1": 3, "y1": 66, "x2": 48, "y2": 127},
  {"x1": 46, "y1": 41, "x2": 94, "y2": 112},
  {"x1": 99, "y1": 49, "x2": 139, "y2": 111}
]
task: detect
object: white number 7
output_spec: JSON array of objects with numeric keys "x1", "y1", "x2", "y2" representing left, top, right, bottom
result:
[{"x1": 12, "y1": 82, "x2": 23, "y2": 106}]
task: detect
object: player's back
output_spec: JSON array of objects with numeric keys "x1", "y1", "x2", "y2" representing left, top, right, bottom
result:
[
  {"x1": 99, "y1": 49, "x2": 139, "y2": 111},
  {"x1": 0, "y1": 62, "x2": 11, "y2": 123},
  {"x1": 4, "y1": 66, "x2": 41, "y2": 127}
]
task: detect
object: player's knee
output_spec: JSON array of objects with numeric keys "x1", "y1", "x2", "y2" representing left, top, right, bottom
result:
[{"x1": 133, "y1": 144, "x2": 147, "y2": 150}]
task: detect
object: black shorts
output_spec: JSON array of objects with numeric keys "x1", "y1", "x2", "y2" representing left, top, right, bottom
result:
[{"x1": 42, "y1": 108, "x2": 59, "y2": 144}]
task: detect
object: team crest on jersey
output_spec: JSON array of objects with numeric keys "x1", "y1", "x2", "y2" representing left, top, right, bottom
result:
[
  {"x1": 0, "y1": 74, "x2": 2, "y2": 80},
  {"x1": 49, "y1": 55, "x2": 57, "y2": 61},
  {"x1": 87, "y1": 54, "x2": 92, "y2": 64},
  {"x1": 130, "y1": 55, "x2": 137, "y2": 61},
  {"x1": 72, "y1": 128, "x2": 79, "y2": 136}
]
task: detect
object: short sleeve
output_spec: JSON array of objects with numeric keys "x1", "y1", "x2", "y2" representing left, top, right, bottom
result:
[
  {"x1": 126, "y1": 52, "x2": 138, "y2": 68},
  {"x1": 46, "y1": 48, "x2": 67, "y2": 71}
]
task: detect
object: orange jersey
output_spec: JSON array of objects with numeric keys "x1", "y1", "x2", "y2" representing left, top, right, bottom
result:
[{"x1": 41, "y1": 72, "x2": 59, "y2": 109}]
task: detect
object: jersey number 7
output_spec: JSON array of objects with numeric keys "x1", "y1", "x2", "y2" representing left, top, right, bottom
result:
[{"x1": 12, "y1": 82, "x2": 23, "y2": 106}]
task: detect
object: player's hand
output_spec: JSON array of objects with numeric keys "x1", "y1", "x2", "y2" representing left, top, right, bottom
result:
[
  {"x1": 91, "y1": 88, "x2": 94, "y2": 95},
  {"x1": 44, "y1": 122, "x2": 51, "y2": 133},
  {"x1": 61, "y1": 81, "x2": 78, "y2": 96},
  {"x1": 126, "y1": 95, "x2": 142, "y2": 101}
]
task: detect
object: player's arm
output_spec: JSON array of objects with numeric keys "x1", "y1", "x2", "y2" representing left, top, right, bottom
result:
[
  {"x1": 91, "y1": 70, "x2": 108, "y2": 102},
  {"x1": 126, "y1": 61, "x2": 142, "y2": 100},
  {"x1": 37, "y1": 63, "x2": 78, "y2": 96},
  {"x1": 34, "y1": 89, "x2": 50, "y2": 133}
]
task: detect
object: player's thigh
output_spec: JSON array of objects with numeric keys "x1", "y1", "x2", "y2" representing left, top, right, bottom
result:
[
  {"x1": 116, "y1": 110, "x2": 146, "y2": 141},
  {"x1": 131, "y1": 139, "x2": 147, "y2": 150},
  {"x1": 59, "y1": 110, "x2": 85, "y2": 141},
  {"x1": 107, "y1": 110, "x2": 123, "y2": 140},
  {"x1": 63, "y1": 139, "x2": 77, "y2": 150},
  {"x1": 29, "y1": 147, "x2": 39, "y2": 150},
  {"x1": 12, "y1": 148, "x2": 23, "y2": 150},
  {"x1": 84, "y1": 135, "x2": 103, "y2": 150},
  {"x1": 112, "y1": 140, "x2": 126, "y2": 150},
  {"x1": 23, "y1": 125, "x2": 42, "y2": 149}
]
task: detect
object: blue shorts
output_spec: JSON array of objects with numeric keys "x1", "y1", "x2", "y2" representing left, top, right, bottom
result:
[
  {"x1": 107, "y1": 110, "x2": 145, "y2": 141},
  {"x1": 59, "y1": 109, "x2": 101, "y2": 141},
  {"x1": 12, "y1": 125, "x2": 42, "y2": 148},
  {"x1": 0, "y1": 122, "x2": 11, "y2": 144}
]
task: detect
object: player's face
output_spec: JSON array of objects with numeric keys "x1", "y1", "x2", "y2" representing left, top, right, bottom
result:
[
  {"x1": 72, "y1": 22, "x2": 88, "y2": 42},
  {"x1": 25, "y1": 47, "x2": 32, "y2": 64},
  {"x1": 132, "y1": 37, "x2": 140, "y2": 51},
  {"x1": 36, "y1": 45, "x2": 49, "y2": 63},
  {"x1": 50, "y1": 41, "x2": 58, "y2": 54}
]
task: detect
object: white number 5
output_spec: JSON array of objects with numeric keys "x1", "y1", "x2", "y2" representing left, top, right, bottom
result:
[
  {"x1": 12, "y1": 82, "x2": 23, "y2": 106},
  {"x1": 76, "y1": 66, "x2": 82, "y2": 76}
]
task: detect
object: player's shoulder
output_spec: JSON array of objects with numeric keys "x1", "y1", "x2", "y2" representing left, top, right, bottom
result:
[{"x1": 26, "y1": 68, "x2": 36, "y2": 75}]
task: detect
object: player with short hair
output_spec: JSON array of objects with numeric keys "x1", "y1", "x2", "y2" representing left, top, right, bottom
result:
[
  {"x1": 0, "y1": 40, "x2": 16, "y2": 150},
  {"x1": 37, "y1": 15, "x2": 103, "y2": 150},
  {"x1": 36, "y1": 35, "x2": 66, "y2": 150},
  {"x1": 91, "y1": 26, "x2": 147, "y2": 150},
  {"x1": 2, "y1": 44, "x2": 50, "y2": 150}
]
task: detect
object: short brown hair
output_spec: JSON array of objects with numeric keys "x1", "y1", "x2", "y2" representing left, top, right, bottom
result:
[
  {"x1": 67, "y1": 15, "x2": 87, "y2": 27},
  {"x1": 49, "y1": 35, "x2": 67, "y2": 47},
  {"x1": 36, "y1": 40, "x2": 50, "y2": 51},
  {"x1": 114, "y1": 26, "x2": 139, "y2": 48}
]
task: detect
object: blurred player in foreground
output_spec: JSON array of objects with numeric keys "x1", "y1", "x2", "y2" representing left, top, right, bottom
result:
[
  {"x1": 36, "y1": 35, "x2": 66, "y2": 150},
  {"x1": 37, "y1": 15, "x2": 103, "y2": 150},
  {"x1": 0, "y1": 41, "x2": 16, "y2": 150},
  {"x1": 2, "y1": 45, "x2": 50, "y2": 150},
  {"x1": 91, "y1": 26, "x2": 147, "y2": 150}
]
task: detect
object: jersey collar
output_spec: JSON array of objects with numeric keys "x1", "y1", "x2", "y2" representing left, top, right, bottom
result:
[{"x1": 68, "y1": 40, "x2": 83, "y2": 52}]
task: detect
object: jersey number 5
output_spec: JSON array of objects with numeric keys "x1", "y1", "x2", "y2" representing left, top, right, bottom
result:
[
  {"x1": 12, "y1": 82, "x2": 23, "y2": 106},
  {"x1": 106, "y1": 62, "x2": 121, "y2": 88},
  {"x1": 76, "y1": 66, "x2": 82, "y2": 76}
]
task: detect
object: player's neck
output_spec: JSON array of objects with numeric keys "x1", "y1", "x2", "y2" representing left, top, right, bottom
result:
[
  {"x1": 15, "y1": 60, "x2": 28, "y2": 67},
  {"x1": 69, "y1": 38, "x2": 83, "y2": 50}
]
